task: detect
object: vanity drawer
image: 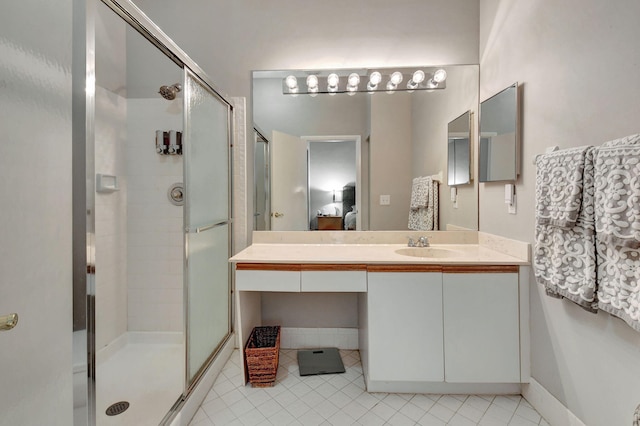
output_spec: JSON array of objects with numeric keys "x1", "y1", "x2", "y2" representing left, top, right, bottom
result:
[
  {"x1": 301, "y1": 265, "x2": 367, "y2": 292},
  {"x1": 236, "y1": 268, "x2": 301, "y2": 292}
]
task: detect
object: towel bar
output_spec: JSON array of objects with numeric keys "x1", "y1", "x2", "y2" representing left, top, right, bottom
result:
[{"x1": 532, "y1": 146, "x2": 559, "y2": 165}]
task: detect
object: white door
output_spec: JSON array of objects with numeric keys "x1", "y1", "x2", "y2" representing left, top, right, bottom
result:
[
  {"x1": 271, "y1": 130, "x2": 308, "y2": 230},
  {"x1": 0, "y1": 2, "x2": 74, "y2": 423}
]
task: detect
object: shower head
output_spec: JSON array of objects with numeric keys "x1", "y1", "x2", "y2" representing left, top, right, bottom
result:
[{"x1": 159, "y1": 83, "x2": 182, "y2": 100}]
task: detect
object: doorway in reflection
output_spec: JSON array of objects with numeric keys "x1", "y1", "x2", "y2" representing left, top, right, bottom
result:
[{"x1": 308, "y1": 139, "x2": 358, "y2": 231}]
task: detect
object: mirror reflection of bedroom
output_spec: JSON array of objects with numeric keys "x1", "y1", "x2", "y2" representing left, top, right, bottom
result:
[{"x1": 308, "y1": 139, "x2": 357, "y2": 231}]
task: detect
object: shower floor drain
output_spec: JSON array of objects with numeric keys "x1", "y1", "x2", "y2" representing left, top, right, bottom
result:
[{"x1": 105, "y1": 401, "x2": 130, "y2": 416}]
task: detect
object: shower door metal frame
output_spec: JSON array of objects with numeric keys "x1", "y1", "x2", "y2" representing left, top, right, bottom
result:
[
  {"x1": 74, "y1": 0, "x2": 235, "y2": 424},
  {"x1": 182, "y1": 66, "x2": 234, "y2": 393}
]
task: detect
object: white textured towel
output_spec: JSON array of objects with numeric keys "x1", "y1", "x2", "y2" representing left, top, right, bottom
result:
[
  {"x1": 595, "y1": 133, "x2": 640, "y2": 331},
  {"x1": 408, "y1": 177, "x2": 438, "y2": 230},
  {"x1": 410, "y1": 177, "x2": 429, "y2": 210},
  {"x1": 534, "y1": 146, "x2": 598, "y2": 312},
  {"x1": 535, "y1": 146, "x2": 591, "y2": 228}
]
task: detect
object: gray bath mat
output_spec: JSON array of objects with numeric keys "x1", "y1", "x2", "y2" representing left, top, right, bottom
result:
[{"x1": 297, "y1": 348, "x2": 345, "y2": 376}]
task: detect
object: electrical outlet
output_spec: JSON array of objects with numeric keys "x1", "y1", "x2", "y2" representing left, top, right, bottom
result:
[{"x1": 379, "y1": 195, "x2": 391, "y2": 205}]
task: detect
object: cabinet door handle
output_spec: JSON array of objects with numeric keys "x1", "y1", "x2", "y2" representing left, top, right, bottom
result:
[
  {"x1": 0, "y1": 313, "x2": 18, "y2": 332},
  {"x1": 272, "y1": 212, "x2": 284, "y2": 218}
]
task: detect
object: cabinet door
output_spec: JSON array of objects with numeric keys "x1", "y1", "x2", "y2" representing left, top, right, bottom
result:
[
  {"x1": 368, "y1": 272, "x2": 444, "y2": 382},
  {"x1": 443, "y1": 273, "x2": 520, "y2": 383}
]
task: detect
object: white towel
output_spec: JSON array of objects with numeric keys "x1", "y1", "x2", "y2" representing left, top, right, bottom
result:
[
  {"x1": 534, "y1": 146, "x2": 597, "y2": 312},
  {"x1": 595, "y1": 133, "x2": 640, "y2": 331}
]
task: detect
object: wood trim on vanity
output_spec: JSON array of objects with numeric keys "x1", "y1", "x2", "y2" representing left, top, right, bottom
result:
[
  {"x1": 442, "y1": 265, "x2": 519, "y2": 273},
  {"x1": 367, "y1": 264, "x2": 443, "y2": 273},
  {"x1": 235, "y1": 263, "x2": 302, "y2": 271},
  {"x1": 367, "y1": 264, "x2": 519, "y2": 273},
  {"x1": 236, "y1": 263, "x2": 520, "y2": 273},
  {"x1": 301, "y1": 264, "x2": 367, "y2": 271}
]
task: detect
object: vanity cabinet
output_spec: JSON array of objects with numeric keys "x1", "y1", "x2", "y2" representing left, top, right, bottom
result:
[
  {"x1": 367, "y1": 269, "x2": 444, "y2": 382},
  {"x1": 442, "y1": 269, "x2": 520, "y2": 383},
  {"x1": 235, "y1": 261, "x2": 525, "y2": 389},
  {"x1": 365, "y1": 265, "x2": 521, "y2": 387}
]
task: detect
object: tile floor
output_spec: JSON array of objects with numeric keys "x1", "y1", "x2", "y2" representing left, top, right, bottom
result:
[{"x1": 189, "y1": 349, "x2": 549, "y2": 426}]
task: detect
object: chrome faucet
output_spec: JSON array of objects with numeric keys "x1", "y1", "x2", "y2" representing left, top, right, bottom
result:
[
  {"x1": 407, "y1": 236, "x2": 430, "y2": 247},
  {"x1": 418, "y1": 236, "x2": 430, "y2": 247}
]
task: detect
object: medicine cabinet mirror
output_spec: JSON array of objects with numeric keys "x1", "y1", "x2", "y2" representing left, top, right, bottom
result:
[
  {"x1": 479, "y1": 83, "x2": 519, "y2": 182},
  {"x1": 447, "y1": 110, "x2": 472, "y2": 186}
]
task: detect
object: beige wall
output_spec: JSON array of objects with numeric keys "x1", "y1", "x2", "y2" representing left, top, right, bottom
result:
[
  {"x1": 369, "y1": 93, "x2": 413, "y2": 230},
  {"x1": 412, "y1": 65, "x2": 479, "y2": 231},
  {"x1": 133, "y1": 0, "x2": 480, "y2": 246},
  {"x1": 480, "y1": 0, "x2": 640, "y2": 425}
]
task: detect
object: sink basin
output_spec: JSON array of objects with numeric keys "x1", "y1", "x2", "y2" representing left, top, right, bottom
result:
[{"x1": 395, "y1": 247, "x2": 459, "y2": 258}]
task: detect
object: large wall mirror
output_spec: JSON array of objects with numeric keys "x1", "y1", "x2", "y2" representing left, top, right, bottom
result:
[
  {"x1": 479, "y1": 83, "x2": 519, "y2": 182},
  {"x1": 253, "y1": 65, "x2": 479, "y2": 231}
]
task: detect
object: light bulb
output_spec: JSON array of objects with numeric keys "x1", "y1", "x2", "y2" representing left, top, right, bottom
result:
[
  {"x1": 306, "y1": 75, "x2": 318, "y2": 89},
  {"x1": 327, "y1": 73, "x2": 340, "y2": 89},
  {"x1": 369, "y1": 71, "x2": 382, "y2": 86},
  {"x1": 386, "y1": 81, "x2": 397, "y2": 93},
  {"x1": 285, "y1": 75, "x2": 298, "y2": 89},
  {"x1": 433, "y1": 69, "x2": 447, "y2": 83},
  {"x1": 348, "y1": 73, "x2": 360, "y2": 87},
  {"x1": 412, "y1": 70, "x2": 425, "y2": 84},
  {"x1": 367, "y1": 82, "x2": 377, "y2": 92},
  {"x1": 390, "y1": 71, "x2": 403, "y2": 85}
]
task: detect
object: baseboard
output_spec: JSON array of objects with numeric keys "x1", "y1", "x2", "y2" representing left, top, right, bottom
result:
[
  {"x1": 522, "y1": 378, "x2": 586, "y2": 426},
  {"x1": 366, "y1": 379, "x2": 521, "y2": 395},
  {"x1": 280, "y1": 327, "x2": 359, "y2": 349}
]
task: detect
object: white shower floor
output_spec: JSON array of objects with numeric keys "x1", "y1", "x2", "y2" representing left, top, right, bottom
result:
[{"x1": 96, "y1": 334, "x2": 184, "y2": 426}]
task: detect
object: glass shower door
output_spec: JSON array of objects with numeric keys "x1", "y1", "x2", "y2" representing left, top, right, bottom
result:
[{"x1": 183, "y1": 69, "x2": 232, "y2": 386}]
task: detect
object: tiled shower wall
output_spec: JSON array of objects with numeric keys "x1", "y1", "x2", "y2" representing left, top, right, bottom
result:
[
  {"x1": 95, "y1": 87, "x2": 128, "y2": 350},
  {"x1": 126, "y1": 98, "x2": 183, "y2": 332}
]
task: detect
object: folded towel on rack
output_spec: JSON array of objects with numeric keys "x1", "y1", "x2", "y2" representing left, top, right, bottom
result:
[
  {"x1": 595, "y1": 133, "x2": 640, "y2": 331},
  {"x1": 535, "y1": 146, "x2": 592, "y2": 228},
  {"x1": 594, "y1": 133, "x2": 640, "y2": 248},
  {"x1": 409, "y1": 177, "x2": 429, "y2": 210},
  {"x1": 534, "y1": 146, "x2": 598, "y2": 312}
]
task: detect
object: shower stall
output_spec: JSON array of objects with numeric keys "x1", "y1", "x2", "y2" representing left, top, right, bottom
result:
[{"x1": 73, "y1": 1, "x2": 234, "y2": 425}]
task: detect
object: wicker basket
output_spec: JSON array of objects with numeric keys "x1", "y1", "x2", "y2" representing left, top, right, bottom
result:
[{"x1": 245, "y1": 326, "x2": 280, "y2": 387}]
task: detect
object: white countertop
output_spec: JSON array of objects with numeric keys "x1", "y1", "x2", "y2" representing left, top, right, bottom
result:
[{"x1": 230, "y1": 243, "x2": 529, "y2": 265}]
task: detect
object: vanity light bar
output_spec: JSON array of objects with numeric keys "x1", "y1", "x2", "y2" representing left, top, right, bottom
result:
[{"x1": 282, "y1": 68, "x2": 447, "y2": 95}]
